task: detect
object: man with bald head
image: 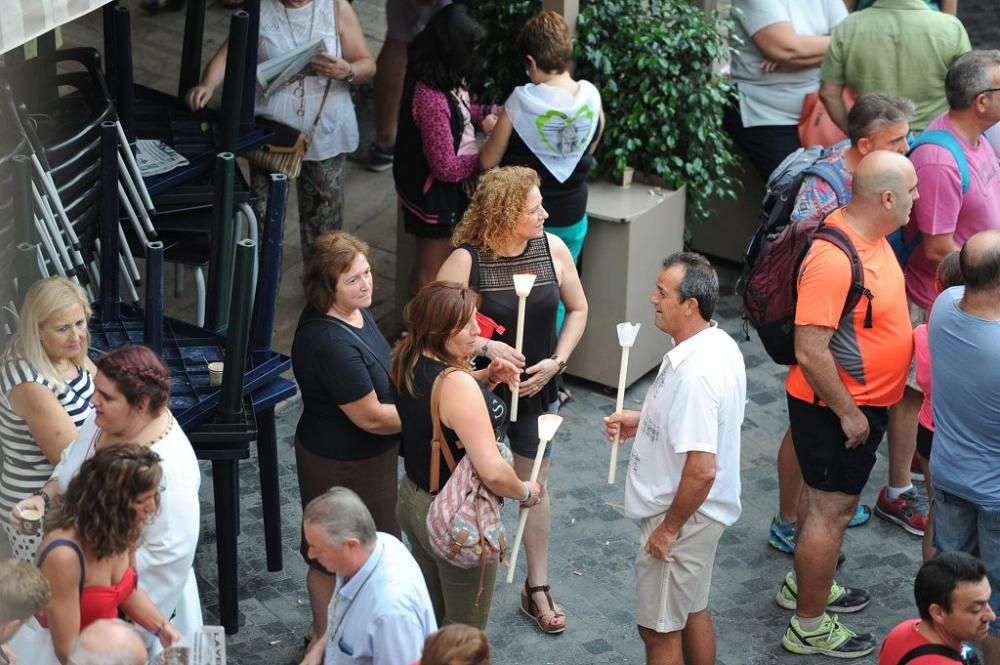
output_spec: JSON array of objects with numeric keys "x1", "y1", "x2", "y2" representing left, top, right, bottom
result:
[
  {"x1": 928, "y1": 229, "x2": 1000, "y2": 664},
  {"x1": 68, "y1": 619, "x2": 147, "y2": 665},
  {"x1": 777, "y1": 151, "x2": 917, "y2": 658}
]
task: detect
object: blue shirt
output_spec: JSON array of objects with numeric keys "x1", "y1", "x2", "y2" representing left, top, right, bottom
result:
[
  {"x1": 324, "y1": 533, "x2": 437, "y2": 665},
  {"x1": 929, "y1": 286, "x2": 1000, "y2": 507}
]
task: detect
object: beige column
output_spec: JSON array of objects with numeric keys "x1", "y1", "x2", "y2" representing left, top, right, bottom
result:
[{"x1": 543, "y1": 0, "x2": 579, "y2": 34}]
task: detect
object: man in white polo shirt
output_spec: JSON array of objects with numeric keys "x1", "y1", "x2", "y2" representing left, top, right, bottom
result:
[{"x1": 604, "y1": 252, "x2": 746, "y2": 665}]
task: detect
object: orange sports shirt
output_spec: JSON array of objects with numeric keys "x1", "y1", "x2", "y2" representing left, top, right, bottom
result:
[{"x1": 785, "y1": 208, "x2": 913, "y2": 407}]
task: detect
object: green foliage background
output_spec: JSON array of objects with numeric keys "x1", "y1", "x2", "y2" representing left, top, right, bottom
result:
[{"x1": 469, "y1": 0, "x2": 739, "y2": 228}]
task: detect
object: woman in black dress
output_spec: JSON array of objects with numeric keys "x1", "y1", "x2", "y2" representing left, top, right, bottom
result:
[
  {"x1": 437, "y1": 166, "x2": 588, "y2": 633},
  {"x1": 291, "y1": 231, "x2": 401, "y2": 646}
]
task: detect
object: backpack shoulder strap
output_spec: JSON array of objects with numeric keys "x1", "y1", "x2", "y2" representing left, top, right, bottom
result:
[
  {"x1": 803, "y1": 160, "x2": 852, "y2": 205},
  {"x1": 896, "y1": 642, "x2": 964, "y2": 665},
  {"x1": 910, "y1": 129, "x2": 971, "y2": 194},
  {"x1": 428, "y1": 368, "x2": 460, "y2": 494},
  {"x1": 812, "y1": 224, "x2": 874, "y2": 329}
]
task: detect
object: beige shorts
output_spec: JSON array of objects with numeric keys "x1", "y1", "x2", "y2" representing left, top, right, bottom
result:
[
  {"x1": 906, "y1": 295, "x2": 929, "y2": 390},
  {"x1": 635, "y1": 511, "x2": 725, "y2": 633}
]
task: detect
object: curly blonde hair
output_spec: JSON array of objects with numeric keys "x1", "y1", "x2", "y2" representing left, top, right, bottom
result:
[{"x1": 451, "y1": 166, "x2": 540, "y2": 256}]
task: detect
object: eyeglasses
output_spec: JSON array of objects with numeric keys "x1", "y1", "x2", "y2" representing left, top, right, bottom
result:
[{"x1": 978, "y1": 88, "x2": 1000, "y2": 96}]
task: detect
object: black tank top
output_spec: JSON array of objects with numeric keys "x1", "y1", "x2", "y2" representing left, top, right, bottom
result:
[
  {"x1": 464, "y1": 236, "x2": 560, "y2": 415},
  {"x1": 397, "y1": 356, "x2": 507, "y2": 492}
]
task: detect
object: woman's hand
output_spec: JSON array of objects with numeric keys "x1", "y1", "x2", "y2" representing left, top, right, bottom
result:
[
  {"x1": 486, "y1": 358, "x2": 521, "y2": 392},
  {"x1": 520, "y1": 480, "x2": 543, "y2": 507},
  {"x1": 157, "y1": 622, "x2": 183, "y2": 650},
  {"x1": 481, "y1": 113, "x2": 498, "y2": 134},
  {"x1": 185, "y1": 85, "x2": 215, "y2": 111},
  {"x1": 310, "y1": 53, "x2": 354, "y2": 81},
  {"x1": 10, "y1": 494, "x2": 45, "y2": 528},
  {"x1": 483, "y1": 340, "x2": 525, "y2": 368},
  {"x1": 518, "y1": 358, "x2": 560, "y2": 398}
]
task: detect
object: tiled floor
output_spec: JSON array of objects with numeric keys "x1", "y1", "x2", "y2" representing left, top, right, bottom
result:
[{"x1": 28, "y1": 1, "x2": 1000, "y2": 663}]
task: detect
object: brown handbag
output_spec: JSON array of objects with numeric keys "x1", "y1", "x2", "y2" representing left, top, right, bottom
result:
[
  {"x1": 246, "y1": 79, "x2": 332, "y2": 179},
  {"x1": 247, "y1": 0, "x2": 339, "y2": 179}
]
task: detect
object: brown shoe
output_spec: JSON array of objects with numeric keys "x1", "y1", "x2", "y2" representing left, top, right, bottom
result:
[{"x1": 520, "y1": 581, "x2": 567, "y2": 634}]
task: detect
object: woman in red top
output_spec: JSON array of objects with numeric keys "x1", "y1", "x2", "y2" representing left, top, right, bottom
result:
[{"x1": 10, "y1": 444, "x2": 181, "y2": 664}]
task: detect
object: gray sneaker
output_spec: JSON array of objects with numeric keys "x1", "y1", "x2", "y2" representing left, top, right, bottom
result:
[
  {"x1": 365, "y1": 142, "x2": 394, "y2": 173},
  {"x1": 775, "y1": 571, "x2": 871, "y2": 613},
  {"x1": 782, "y1": 614, "x2": 875, "y2": 658}
]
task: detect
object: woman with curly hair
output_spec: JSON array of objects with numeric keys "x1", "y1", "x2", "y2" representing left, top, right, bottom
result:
[
  {"x1": 9, "y1": 444, "x2": 182, "y2": 665},
  {"x1": 393, "y1": 4, "x2": 499, "y2": 294},
  {"x1": 12, "y1": 345, "x2": 202, "y2": 657},
  {"x1": 437, "y1": 166, "x2": 587, "y2": 634}
]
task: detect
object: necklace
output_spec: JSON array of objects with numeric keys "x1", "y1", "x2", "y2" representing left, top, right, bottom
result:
[
  {"x1": 98, "y1": 414, "x2": 174, "y2": 449},
  {"x1": 282, "y1": 0, "x2": 317, "y2": 117}
]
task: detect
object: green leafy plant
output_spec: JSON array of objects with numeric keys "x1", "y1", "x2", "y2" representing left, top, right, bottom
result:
[
  {"x1": 469, "y1": 0, "x2": 539, "y2": 104},
  {"x1": 471, "y1": 0, "x2": 740, "y2": 230},
  {"x1": 576, "y1": 0, "x2": 739, "y2": 228}
]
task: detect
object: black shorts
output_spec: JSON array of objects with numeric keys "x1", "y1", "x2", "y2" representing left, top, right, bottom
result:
[
  {"x1": 787, "y1": 394, "x2": 888, "y2": 495},
  {"x1": 916, "y1": 423, "x2": 934, "y2": 460}
]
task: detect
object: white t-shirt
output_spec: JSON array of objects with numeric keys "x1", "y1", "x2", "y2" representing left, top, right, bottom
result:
[
  {"x1": 624, "y1": 324, "x2": 747, "y2": 526},
  {"x1": 730, "y1": 0, "x2": 847, "y2": 127}
]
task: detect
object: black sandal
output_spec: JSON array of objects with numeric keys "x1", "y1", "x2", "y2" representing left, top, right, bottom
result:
[{"x1": 520, "y1": 581, "x2": 567, "y2": 634}]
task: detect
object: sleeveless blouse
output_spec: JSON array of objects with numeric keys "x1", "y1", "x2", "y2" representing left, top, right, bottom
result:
[
  {"x1": 465, "y1": 236, "x2": 560, "y2": 415},
  {"x1": 0, "y1": 357, "x2": 94, "y2": 515},
  {"x1": 256, "y1": 0, "x2": 359, "y2": 160},
  {"x1": 397, "y1": 357, "x2": 506, "y2": 492},
  {"x1": 35, "y1": 539, "x2": 138, "y2": 630}
]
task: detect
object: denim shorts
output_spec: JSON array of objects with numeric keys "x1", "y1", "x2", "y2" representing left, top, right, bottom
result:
[{"x1": 932, "y1": 489, "x2": 1000, "y2": 637}]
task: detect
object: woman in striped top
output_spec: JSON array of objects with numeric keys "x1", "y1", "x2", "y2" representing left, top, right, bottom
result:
[{"x1": 0, "y1": 277, "x2": 96, "y2": 560}]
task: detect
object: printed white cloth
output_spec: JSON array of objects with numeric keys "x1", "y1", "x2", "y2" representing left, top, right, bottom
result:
[{"x1": 505, "y1": 81, "x2": 602, "y2": 184}]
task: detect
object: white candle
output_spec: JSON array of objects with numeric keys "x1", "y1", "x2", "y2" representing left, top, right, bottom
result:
[
  {"x1": 510, "y1": 274, "x2": 536, "y2": 423},
  {"x1": 506, "y1": 413, "x2": 563, "y2": 583},
  {"x1": 608, "y1": 322, "x2": 641, "y2": 484}
]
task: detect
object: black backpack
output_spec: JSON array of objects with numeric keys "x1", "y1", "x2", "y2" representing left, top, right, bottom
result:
[
  {"x1": 738, "y1": 142, "x2": 871, "y2": 365},
  {"x1": 895, "y1": 643, "x2": 968, "y2": 664}
]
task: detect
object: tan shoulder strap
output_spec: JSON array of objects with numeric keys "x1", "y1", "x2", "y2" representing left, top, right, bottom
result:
[{"x1": 429, "y1": 368, "x2": 460, "y2": 494}]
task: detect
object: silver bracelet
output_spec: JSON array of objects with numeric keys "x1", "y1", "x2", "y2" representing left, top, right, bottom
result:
[{"x1": 519, "y1": 485, "x2": 532, "y2": 503}]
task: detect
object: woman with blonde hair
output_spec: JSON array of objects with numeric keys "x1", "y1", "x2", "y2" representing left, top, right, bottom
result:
[
  {"x1": 438, "y1": 165, "x2": 587, "y2": 634},
  {"x1": 9, "y1": 444, "x2": 181, "y2": 665},
  {"x1": 418, "y1": 624, "x2": 491, "y2": 665},
  {"x1": 393, "y1": 281, "x2": 538, "y2": 629},
  {"x1": 0, "y1": 276, "x2": 96, "y2": 560},
  {"x1": 292, "y1": 230, "x2": 402, "y2": 647}
]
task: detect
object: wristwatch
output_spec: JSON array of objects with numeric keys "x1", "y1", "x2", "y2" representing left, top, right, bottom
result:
[{"x1": 550, "y1": 353, "x2": 568, "y2": 375}]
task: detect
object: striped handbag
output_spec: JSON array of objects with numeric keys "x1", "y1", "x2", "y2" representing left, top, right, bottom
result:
[{"x1": 425, "y1": 370, "x2": 510, "y2": 575}]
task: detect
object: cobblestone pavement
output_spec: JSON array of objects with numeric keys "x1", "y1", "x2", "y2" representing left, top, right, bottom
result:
[{"x1": 193, "y1": 268, "x2": 930, "y2": 665}]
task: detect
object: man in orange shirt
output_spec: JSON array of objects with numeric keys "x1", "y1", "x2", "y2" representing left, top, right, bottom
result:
[{"x1": 778, "y1": 151, "x2": 917, "y2": 659}]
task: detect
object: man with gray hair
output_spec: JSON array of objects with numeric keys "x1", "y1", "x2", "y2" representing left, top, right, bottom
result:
[
  {"x1": 67, "y1": 619, "x2": 146, "y2": 665},
  {"x1": 0, "y1": 557, "x2": 51, "y2": 665},
  {"x1": 300, "y1": 487, "x2": 435, "y2": 665},
  {"x1": 604, "y1": 252, "x2": 746, "y2": 665}
]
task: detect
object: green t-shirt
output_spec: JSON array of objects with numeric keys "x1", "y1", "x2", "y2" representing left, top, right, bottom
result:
[{"x1": 820, "y1": 0, "x2": 970, "y2": 131}]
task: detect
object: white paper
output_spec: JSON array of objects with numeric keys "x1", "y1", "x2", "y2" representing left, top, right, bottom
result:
[{"x1": 256, "y1": 38, "x2": 325, "y2": 96}]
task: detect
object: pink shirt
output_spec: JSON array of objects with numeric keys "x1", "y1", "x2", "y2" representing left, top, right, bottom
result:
[
  {"x1": 906, "y1": 113, "x2": 1000, "y2": 309},
  {"x1": 913, "y1": 324, "x2": 933, "y2": 430}
]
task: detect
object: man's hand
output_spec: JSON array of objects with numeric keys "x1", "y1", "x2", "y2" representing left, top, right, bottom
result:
[
  {"x1": 840, "y1": 408, "x2": 869, "y2": 448},
  {"x1": 300, "y1": 637, "x2": 325, "y2": 665},
  {"x1": 604, "y1": 410, "x2": 641, "y2": 443},
  {"x1": 645, "y1": 523, "x2": 679, "y2": 562}
]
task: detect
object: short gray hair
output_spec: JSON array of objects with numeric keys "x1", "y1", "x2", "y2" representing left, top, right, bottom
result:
[
  {"x1": 847, "y1": 92, "x2": 915, "y2": 145},
  {"x1": 662, "y1": 252, "x2": 719, "y2": 321},
  {"x1": 303, "y1": 487, "x2": 377, "y2": 546},
  {"x1": 945, "y1": 50, "x2": 1000, "y2": 110},
  {"x1": 68, "y1": 620, "x2": 146, "y2": 665}
]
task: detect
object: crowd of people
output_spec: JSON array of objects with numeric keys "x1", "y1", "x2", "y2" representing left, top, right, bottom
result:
[{"x1": 3, "y1": 0, "x2": 1000, "y2": 664}]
